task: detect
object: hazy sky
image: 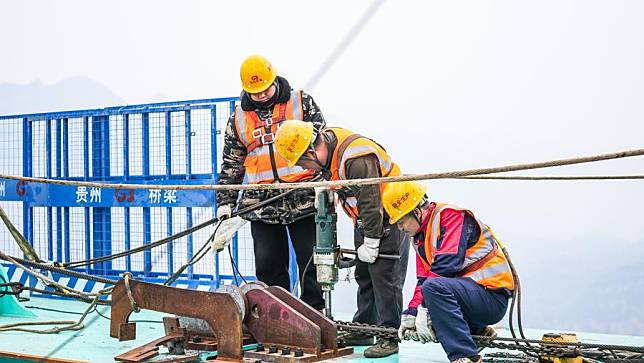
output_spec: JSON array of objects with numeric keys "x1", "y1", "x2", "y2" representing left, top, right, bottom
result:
[{"x1": 2, "y1": 0, "x2": 644, "y2": 331}]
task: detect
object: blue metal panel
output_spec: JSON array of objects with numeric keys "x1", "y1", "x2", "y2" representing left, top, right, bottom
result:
[
  {"x1": 166, "y1": 207, "x2": 173, "y2": 275},
  {"x1": 2, "y1": 181, "x2": 213, "y2": 207},
  {"x1": 64, "y1": 208, "x2": 70, "y2": 263},
  {"x1": 56, "y1": 119, "x2": 62, "y2": 178},
  {"x1": 142, "y1": 112, "x2": 151, "y2": 276},
  {"x1": 56, "y1": 118, "x2": 63, "y2": 262},
  {"x1": 165, "y1": 112, "x2": 172, "y2": 178},
  {"x1": 1, "y1": 97, "x2": 254, "y2": 287},
  {"x1": 165, "y1": 111, "x2": 174, "y2": 275},
  {"x1": 91, "y1": 115, "x2": 112, "y2": 274},
  {"x1": 123, "y1": 114, "x2": 130, "y2": 180},
  {"x1": 63, "y1": 118, "x2": 69, "y2": 177},
  {"x1": 56, "y1": 206, "x2": 62, "y2": 262},
  {"x1": 83, "y1": 117, "x2": 90, "y2": 274},
  {"x1": 22, "y1": 118, "x2": 33, "y2": 251},
  {"x1": 0, "y1": 97, "x2": 239, "y2": 121},
  {"x1": 46, "y1": 119, "x2": 53, "y2": 261},
  {"x1": 185, "y1": 110, "x2": 192, "y2": 179},
  {"x1": 186, "y1": 207, "x2": 193, "y2": 278},
  {"x1": 143, "y1": 207, "x2": 152, "y2": 276},
  {"x1": 83, "y1": 117, "x2": 89, "y2": 178},
  {"x1": 123, "y1": 114, "x2": 131, "y2": 272},
  {"x1": 63, "y1": 118, "x2": 70, "y2": 263},
  {"x1": 47, "y1": 207, "x2": 53, "y2": 261},
  {"x1": 124, "y1": 207, "x2": 131, "y2": 272}
]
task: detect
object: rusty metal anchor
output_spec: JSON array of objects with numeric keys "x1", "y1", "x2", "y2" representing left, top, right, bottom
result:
[
  {"x1": 110, "y1": 277, "x2": 246, "y2": 361},
  {"x1": 111, "y1": 278, "x2": 352, "y2": 362}
]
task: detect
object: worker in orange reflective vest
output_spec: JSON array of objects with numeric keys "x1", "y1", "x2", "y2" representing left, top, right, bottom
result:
[
  {"x1": 382, "y1": 181, "x2": 515, "y2": 363},
  {"x1": 274, "y1": 120, "x2": 410, "y2": 359},
  {"x1": 216, "y1": 55, "x2": 325, "y2": 310}
]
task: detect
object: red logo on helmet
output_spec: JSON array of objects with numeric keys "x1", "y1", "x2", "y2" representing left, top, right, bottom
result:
[
  {"x1": 391, "y1": 192, "x2": 410, "y2": 209},
  {"x1": 250, "y1": 75, "x2": 261, "y2": 84}
]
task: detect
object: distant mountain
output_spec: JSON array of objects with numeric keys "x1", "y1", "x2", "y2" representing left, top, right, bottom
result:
[
  {"x1": 0, "y1": 76, "x2": 124, "y2": 115},
  {"x1": 513, "y1": 239, "x2": 644, "y2": 336}
]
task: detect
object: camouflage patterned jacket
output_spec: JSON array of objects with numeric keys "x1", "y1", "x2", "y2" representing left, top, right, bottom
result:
[{"x1": 216, "y1": 77, "x2": 325, "y2": 224}]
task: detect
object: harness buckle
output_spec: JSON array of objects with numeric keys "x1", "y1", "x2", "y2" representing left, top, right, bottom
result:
[
  {"x1": 261, "y1": 133, "x2": 274, "y2": 144},
  {"x1": 264, "y1": 118, "x2": 273, "y2": 126}
]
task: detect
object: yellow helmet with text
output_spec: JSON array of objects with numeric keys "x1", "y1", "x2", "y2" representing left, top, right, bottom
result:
[
  {"x1": 274, "y1": 120, "x2": 315, "y2": 167},
  {"x1": 382, "y1": 181, "x2": 427, "y2": 224}
]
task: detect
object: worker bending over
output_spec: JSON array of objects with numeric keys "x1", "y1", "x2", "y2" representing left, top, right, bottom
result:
[
  {"x1": 382, "y1": 181, "x2": 514, "y2": 363},
  {"x1": 274, "y1": 120, "x2": 409, "y2": 358}
]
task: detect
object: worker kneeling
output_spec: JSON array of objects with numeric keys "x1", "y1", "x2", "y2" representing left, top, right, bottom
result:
[{"x1": 382, "y1": 181, "x2": 515, "y2": 363}]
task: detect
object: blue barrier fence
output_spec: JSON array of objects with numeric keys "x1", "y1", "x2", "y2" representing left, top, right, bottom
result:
[{"x1": 0, "y1": 97, "x2": 299, "y2": 291}]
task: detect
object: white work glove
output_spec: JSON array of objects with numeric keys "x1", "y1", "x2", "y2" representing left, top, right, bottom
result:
[
  {"x1": 211, "y1": 216, "x2": 247, "y2": 252},
  {"x1": 415, "y1": 306, "x2": 438, "y2": 343},
  {"x1": 216, "y1": 204, "x2": 232, "y2": 221},
  {"x1": 398, "y1": 311, "x2": 418, "y2": 341},
  {"x1": 357, "y1": 237, "x2": 380, "y2": 264}
]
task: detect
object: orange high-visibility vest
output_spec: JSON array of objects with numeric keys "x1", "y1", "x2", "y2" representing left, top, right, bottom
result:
[
  {"x1": 417, "y1": 203, "x2": 515, "y2": 291},
  {"x1": 234, "y1": 90, "x2": 315, "y2": 184},
  {"x1": 327, "y1": 127, "x2": 401, "y2": 223}
]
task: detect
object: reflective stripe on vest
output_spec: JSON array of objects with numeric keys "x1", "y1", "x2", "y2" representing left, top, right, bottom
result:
[
  {"x1": 234, "y1": 90, "x2": 313, "y2": 184},
  {"x1": 423, "y1": 203, "x2": 515, "y2": 291},
  {"x1": 327, "y1": 127, "x2": 400, "y2": 222}
]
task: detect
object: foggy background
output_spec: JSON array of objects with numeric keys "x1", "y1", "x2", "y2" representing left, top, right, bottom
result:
[{"x1": 1, "y1": 0, "x2": 643, "y2": 335}]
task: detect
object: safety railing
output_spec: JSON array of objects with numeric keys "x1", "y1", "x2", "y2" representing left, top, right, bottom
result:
[{"x1": 0, "y1": 97, "x2": 276, "y2": 290}]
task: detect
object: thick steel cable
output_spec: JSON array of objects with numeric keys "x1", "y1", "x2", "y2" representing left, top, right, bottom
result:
[
  {"x1": 163, "y1": 221, "x2": 219, "y2": 286},
  {"x1": 0, "y1": 252, "x2": 113, "y2": 298},
  {"x1": 64, "y1": 216, "x2": 217, "y2": 269},
  {"x1": 0, "y1": 204, "x2": 40, "y2": 262},
  {"x1": 0, "y1": 294, "x2": 103, "y2": 334},
  {"x1": 67, "y1": 189, "x2": 295, "y2": 270},
  {"x1": 1, "y1": 148, "x2": 643, "y2": 191},
  {"x1": 0, "y1": 254, "x2": 117, "y2": 285},
  {"x1": 457, "y1": 175, "x2": 644, "y2": 180}
]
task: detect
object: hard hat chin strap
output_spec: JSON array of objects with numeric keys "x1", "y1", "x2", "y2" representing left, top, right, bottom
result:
[{"x1": 412, "y1": 208, "x2": 423, "y2": 227}]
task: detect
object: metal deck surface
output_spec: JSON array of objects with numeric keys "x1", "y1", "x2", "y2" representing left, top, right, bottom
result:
[{"x1": 1, "y1": 296, "x2": 643, "y2": 363}]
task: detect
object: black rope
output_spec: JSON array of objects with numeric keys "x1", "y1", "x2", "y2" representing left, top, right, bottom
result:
[
  {"x1": 64, "y1": 216, "x2": 217, "y2": 269},
  {"x1": 162, "y1": 189, "x2": 295, "y2": 285},
  {"x1": 298, "y1": 250, "x2": 315, "y2": 297},
  {"x1": 64, "y1": 188, "x2": 296, "y2": 272},
  {"x1": 0, "y1": 273, "x2": 22, "y2": 297},
  {"x1": 227, "y1": 244, "x2": 247, "y2": 285},
  {"x1": 163, "y1": 220, "x2": 220, "y2": 286}
]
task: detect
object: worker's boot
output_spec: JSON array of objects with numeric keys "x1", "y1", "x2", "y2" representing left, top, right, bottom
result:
[
  {"x1": 338, "y1": 332, "x2": 374, "y2": 346},
  {"x1": 363, "y1": 337, "x2": 399, "y2": 358},
  {"x1": 476, "y1": 326, "x2": 497, "y2": 353},
  {"x1": 451, "y1": 357, "x2": 482, "y2": 363}
]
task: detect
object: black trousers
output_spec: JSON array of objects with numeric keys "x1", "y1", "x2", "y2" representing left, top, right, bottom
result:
[
  {"x1": 250, "y1": 217, "x2": 325, "y2": 310},
  {"x1": 352, "y1": 225, "x2": 409, "y2": 329}
]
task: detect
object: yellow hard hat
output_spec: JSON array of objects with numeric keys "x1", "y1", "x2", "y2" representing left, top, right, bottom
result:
[
  {"x1": 382, "y1": 181, "x2": 427, "y2": 224},
  {"x1": 240, "y1": 55, "x2": 278, "y2": 93},
  {"x1": 274, "y1": 120, "x2": 315, "y2": 167}
]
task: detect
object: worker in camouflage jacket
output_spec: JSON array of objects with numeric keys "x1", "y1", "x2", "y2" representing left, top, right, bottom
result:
[{"x1": 216, "y1": 55, "x2": 325, "y2": 310}]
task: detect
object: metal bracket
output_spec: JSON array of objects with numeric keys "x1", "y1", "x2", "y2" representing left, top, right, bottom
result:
[{"x1": 110, "y1": 278, "x2": 246, "y2": 361}]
